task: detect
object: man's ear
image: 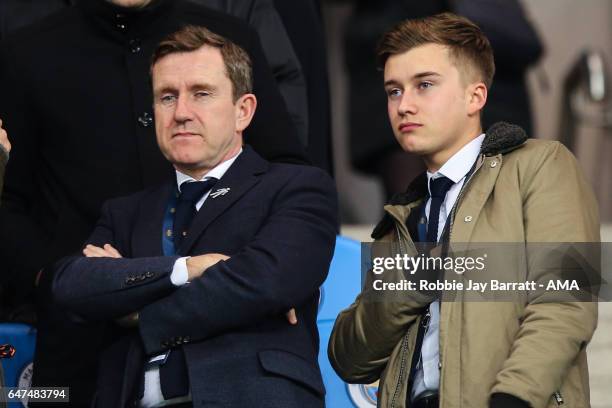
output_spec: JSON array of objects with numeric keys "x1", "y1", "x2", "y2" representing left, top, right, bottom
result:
[
  {"x1": 235, "y1": 93, "x2": 257, "y2": 132},
  {"x1": 466, "y1": 82, "x2": 487, "y2": 116}
]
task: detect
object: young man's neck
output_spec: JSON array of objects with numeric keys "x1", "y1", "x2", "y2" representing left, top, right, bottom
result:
[{"x1": 424, "y1": 125, "x2": 483, "y2": 173}]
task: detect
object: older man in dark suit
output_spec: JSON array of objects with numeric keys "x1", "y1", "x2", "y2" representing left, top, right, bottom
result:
[{"x1": 52, "y1": 25, "x2": 337, "y2": 408}]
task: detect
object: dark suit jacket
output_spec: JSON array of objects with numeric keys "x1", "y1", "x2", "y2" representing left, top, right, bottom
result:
[{"x1": 52, "y1": 146, "x2": 338, "y2": 407}]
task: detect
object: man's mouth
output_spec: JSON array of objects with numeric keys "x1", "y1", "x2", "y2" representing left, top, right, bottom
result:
[
  {"x1": 172, "y1": 132, "x2": 199, "y2": 138},
  {"x1": 399, "y1": 122, "x2": 423, "y2": 132}
]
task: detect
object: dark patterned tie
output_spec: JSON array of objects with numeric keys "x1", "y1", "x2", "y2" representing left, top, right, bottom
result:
[
  {"x1": 173, "y1": 178, "x2": 218, "y2": 250},
  {"x1": 426, "y1": 176, "x2": 454, "y2": 243}
]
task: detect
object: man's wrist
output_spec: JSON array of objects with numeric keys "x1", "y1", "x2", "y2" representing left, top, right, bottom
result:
[{"x1": 490, "y1": 393, "x2": 530, "y2": 408}]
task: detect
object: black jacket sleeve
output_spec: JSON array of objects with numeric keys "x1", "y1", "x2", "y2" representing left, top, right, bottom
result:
[{"x1": 51, "y1": 199, "x2": 180, "y2": 321}]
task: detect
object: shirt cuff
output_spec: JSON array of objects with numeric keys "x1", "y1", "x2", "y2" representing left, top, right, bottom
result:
[
  {"x1": 170, "y1": 257, "x2": 189, "y2": 286},
  {"x1": 490, "y1": 393, "x2": 530, "y2": 408}
]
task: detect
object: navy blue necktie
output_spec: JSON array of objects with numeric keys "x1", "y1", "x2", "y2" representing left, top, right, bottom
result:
[
  {"x1": 426, "y1": 176, "x2": 454, "y2": 243},
  {"x1": 173, "y1": 178, "x2": 217, "y2": 250},
  {"x1": 154, "y1": 178, "x2": 218, "y2": 401}
]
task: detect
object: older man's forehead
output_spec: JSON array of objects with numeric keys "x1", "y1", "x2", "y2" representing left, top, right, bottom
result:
[{"x1": 153, "y1": 48, "x2": 228, "y2": 82}]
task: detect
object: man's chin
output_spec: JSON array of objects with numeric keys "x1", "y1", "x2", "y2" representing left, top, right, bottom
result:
[{"x1": 397, "y1": 139, "x2": 427, "y2": 156}]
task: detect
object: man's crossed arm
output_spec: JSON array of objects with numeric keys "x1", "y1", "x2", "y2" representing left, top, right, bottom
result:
[{"x1": 79, "y1": 243, "x2": 298, "y2": 326}]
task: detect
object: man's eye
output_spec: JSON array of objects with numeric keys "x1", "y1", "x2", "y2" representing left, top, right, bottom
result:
[
  {"x1": 387, "y1": 88, "x2": 402, "y2": 99},
  {"x1": 160, "y1": 95, "x2": 176, "y2": 104},
  {"x1": 194, "y1": 91, "x2": 210, "y2": 98},
  {"x1": 418, "y1": 81, "x2": 433, "y2": 90}
]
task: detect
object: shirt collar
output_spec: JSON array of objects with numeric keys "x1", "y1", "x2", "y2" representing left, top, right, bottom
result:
[
  {"x1": 176, "y1": 148, "x2": 242, "y2": 192},
  {"x1": 427, "y1": 133, "x2": 485, "y2": 188}
]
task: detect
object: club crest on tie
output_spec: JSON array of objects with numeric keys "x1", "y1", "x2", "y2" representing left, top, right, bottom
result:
[{"x1": 210, "y1": 188, "x2": 230, "y2": 198}]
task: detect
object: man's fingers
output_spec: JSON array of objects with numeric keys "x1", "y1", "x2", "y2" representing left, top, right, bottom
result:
[
  {"x1": 83, "y1": 245, "x2": 107, "y2": 257},
  {"x1": 286, "y1": 308, "x2": 297, "y2": 325},
  {"x1": 104, "y1": 244, "x2": 123, "y2": 258},
  {"x1": 83, "y1": 244, "x2": 120, "y2": 258}
]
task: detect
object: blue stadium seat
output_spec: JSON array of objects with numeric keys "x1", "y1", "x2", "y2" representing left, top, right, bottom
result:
[
  {"x1": 318, "y1": 236, "x2": 378, "y2": 407},
  {"x1": 0, "y1": 323, "x2": 36, "y2": 408}
]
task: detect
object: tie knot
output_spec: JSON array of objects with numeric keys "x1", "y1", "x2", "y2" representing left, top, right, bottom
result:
[
  {"x1": 178, "y1": 178, "x2": 218, "y2": 203},
  {"x1": 429, "y1": 176, "x2": 454, "y2": 199}
]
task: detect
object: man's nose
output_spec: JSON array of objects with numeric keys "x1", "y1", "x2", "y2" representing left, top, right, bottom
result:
[
  {"x1": 398, "y1": 92, "x2": 417, "y2": 116},
  {"x1": 173, "y1": 95, "x2": 194, "y2": 122}
]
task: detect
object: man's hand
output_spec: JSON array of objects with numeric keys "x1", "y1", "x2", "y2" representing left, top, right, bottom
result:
[
  {"x1": 186, "y1": 253, "x2": 229, "y2": 281},
  {"x1": 286, "y1": 308, "x2": 297, "y2": 325},
  {"x1": 0, "y1": 119, "x2": 11, "y2": 153},
  {"x1": 83, "y1": 243, "x2": 122, "y2": 258}
]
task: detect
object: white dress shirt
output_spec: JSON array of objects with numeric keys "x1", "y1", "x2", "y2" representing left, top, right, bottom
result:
[
  {"x1": 141, "y1": 149, "x2": 242, "y2": 408},
  {"x1": 411, "y1": 134, "x2": 485, "y2": 401}
]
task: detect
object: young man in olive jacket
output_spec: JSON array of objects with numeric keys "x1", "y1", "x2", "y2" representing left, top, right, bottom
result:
[{"x1": 329, "y1": 13, "x2": 599, "y2": 408}]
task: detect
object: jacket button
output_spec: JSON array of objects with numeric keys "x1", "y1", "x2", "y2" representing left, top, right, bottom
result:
[
  {"x1": 115, "y1": 14, "x2": 127, "y2": 31},
  {"x1": 438, "y1": 362, "x2": 442, "y2": 369},
  {"x1": 464, "y1": 216, "x2": 473, "y2": 222},
  {"x1": 129, "y1": 38, "x2": 141, "y2": 53},
  {"x1": 145, "y1": 271, "x2": 154, "y2": 278},
  {"x1": 183, "y1": 336, "x2": 190, "y2": 343},
  {"x1": 138, "y1": 112, "x2": 153, "y2": 127},
  {"x1": 490, "y1": 160, "x2": 498, "y2": 168}
]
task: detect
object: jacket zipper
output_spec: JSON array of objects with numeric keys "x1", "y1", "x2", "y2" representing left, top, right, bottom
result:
[
  {"x1": 554, "y1": 391, "x2": 564, "y2": 405},
  {"x1": 433, "y1": 155, "x2": 485, "y2": 404},
  {"x1": 390, "y1": 224, "x2": 414, "y2": 408},
  {"x1": 390, "y1": 331, "x2": 411, "y2": 408}
]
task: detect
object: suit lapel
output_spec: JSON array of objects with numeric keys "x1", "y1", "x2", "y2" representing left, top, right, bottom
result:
[
  {"x1": 178, "y1": 146, "x2": 268, "y2": 255},
  {"x1": 131, "y1": 183, "x2": 173, "y2": 257}
]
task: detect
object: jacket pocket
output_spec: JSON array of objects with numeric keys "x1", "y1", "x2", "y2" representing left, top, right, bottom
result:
[{"x1": 258, "y1": 349, "x2": 325, "y2": 397}]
